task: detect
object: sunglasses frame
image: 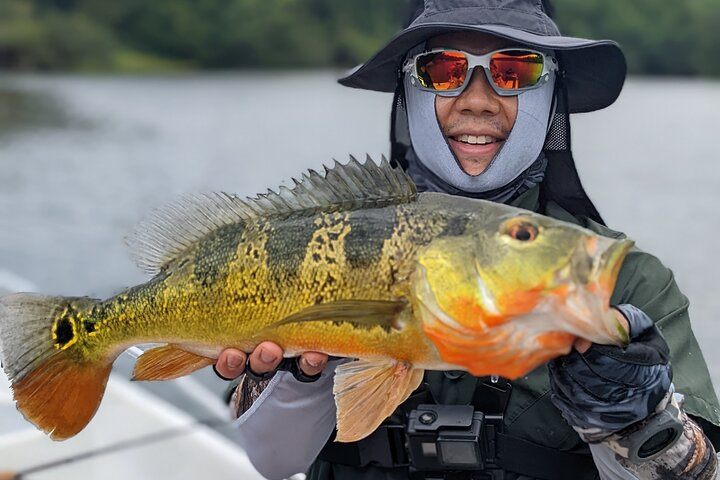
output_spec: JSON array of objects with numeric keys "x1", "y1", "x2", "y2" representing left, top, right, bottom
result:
[{"x1": 403, "y1": 47, "x2": 558, "y2": 97}]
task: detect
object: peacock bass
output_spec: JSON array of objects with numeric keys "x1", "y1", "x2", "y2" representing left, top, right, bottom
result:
[{"x1": 0, "y1": 157, "x2": 631, "y2": 443}]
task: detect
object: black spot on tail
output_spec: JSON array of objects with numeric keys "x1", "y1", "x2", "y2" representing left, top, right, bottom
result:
[
  {"x1": 54, "y1": 317, "x2": 74, "y2": 346},
  {"x1": 345, "y1": 208, "x2": 396, "y2": 269},
  {"x1": 52, "y1": 305, "x2": 80, "y2": 350}
]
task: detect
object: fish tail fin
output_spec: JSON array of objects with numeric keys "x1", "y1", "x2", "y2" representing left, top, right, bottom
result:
[{"x1": 0, "y1": 293, "x2": 111, "y2": 440}]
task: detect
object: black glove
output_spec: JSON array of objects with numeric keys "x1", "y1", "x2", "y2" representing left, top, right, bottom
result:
[
  {"x1": 245, "y1": 356, "x2": 323, "y2": 383},
  {"x1": 213, "y1": 356, "x2": 323, "y2": 383},
  {"x1": 548, "y1": 304, "x2": 672, "y2": 442}
]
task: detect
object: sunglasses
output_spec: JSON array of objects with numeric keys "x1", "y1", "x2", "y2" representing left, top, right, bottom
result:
[{"x1": 403, "y1": 48, "x2": 558, "y2": 96}]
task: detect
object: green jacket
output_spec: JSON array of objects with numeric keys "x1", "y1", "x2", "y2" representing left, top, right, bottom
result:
[{"x1": 307, "y1": 186, "x2": 720, "y2": 480}]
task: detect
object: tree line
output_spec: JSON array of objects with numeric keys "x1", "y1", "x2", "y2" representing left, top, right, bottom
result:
[{"x1": 1, "y1": 0, "x2": 718, "y2": 76}]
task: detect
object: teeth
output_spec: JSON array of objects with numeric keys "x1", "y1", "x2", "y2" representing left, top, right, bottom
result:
[{"x1": 458, "y1": 134, "x2": 495, "y2": 145}]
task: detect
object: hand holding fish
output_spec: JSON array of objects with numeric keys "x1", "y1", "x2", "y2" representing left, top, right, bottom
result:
[
  {"x1": 570, "y1": 307, "x2": 628, "y2": 354},
  {"x1": 549, "y1": 304, "x2": 673, "y2": 442},
  {"x1": 214, "y1": 343, "x2": 328, "y2": 380}
]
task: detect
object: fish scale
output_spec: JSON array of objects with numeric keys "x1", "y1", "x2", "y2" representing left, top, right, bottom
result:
[
  {"x1": 76, "y1": 203, "x2": 450, "y2": 360},
  {"x1": 0, "y1": 156, "x2": 632, "y2": 442}
]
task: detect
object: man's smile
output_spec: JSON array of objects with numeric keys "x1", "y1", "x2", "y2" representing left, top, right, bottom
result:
[
  {"x1": 451, "y1": 134, "x2": 502, "y2": 145},
  {"x1": 447, "y1": 135, "x2": 504, "y2": 158},
  {"x1": 444, "y1": 129, "x2": 508, "y2": 175}
]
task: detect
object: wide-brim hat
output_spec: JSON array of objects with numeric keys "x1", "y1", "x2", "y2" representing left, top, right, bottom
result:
[{"x1": 339, "y1": 0, "x2": 626, "y2": 113}]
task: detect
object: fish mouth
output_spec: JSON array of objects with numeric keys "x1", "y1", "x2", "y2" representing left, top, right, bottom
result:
[
  {"x1": 556, "y1": 235, "x2": 634, "y2": 345},
  {"x1": 583, "y1": 235, "x2": 634, "y2": 301}
]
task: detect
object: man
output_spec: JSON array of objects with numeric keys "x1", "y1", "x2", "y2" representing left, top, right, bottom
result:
[{"x1": 215, "y1": 1, "x2": 720, "y2": 478}]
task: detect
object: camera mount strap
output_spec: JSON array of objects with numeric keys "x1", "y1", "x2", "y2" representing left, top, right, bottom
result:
[
  {"x1": 318, "y1": 430, "x2": 597, "y2": 480},
  {"x1": 494, "y1": 433, "x2": 597, "y2": 480}
]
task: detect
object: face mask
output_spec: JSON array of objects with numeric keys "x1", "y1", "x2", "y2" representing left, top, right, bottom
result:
[{"x1": 404, "y1": 68, "x2": 555, "y2": 193}]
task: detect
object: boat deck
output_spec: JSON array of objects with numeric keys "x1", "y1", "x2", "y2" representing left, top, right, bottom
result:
[{"x1": 0, "y1": 369, "x2": 266, "y2": 479}]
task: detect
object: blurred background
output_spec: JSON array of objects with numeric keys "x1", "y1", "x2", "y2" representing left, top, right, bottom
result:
[
  {"x1": 1, "y1": 0, "x2": 719, "y2": 75},
  {"x1": 1, "y1": 0, "x2": 719, "y2": 479}
]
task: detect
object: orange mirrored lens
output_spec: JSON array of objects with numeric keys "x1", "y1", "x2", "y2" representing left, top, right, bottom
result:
[
  {"x1": 489, "y1": 51, "x2": 544, "y2": 89},
  {"x1": 417, "y1": 51, "x2": 468, "y2": 91}
]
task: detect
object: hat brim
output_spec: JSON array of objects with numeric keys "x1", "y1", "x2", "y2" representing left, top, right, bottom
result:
[{"x1": 339, "y1": 23, "x2": 626, "y2": 113}]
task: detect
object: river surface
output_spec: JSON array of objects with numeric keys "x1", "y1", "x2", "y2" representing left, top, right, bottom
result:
[{"x1": 0, "y1": 72, "x2": 719, "y2": 434}]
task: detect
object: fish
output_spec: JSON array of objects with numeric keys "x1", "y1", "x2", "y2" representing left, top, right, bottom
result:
[{"x1": 0, "y1": 157, "x2": 632, "y2": 442}]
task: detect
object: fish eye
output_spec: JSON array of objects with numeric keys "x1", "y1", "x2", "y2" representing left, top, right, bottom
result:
[{"x1": 505, "y1": 219, "x2": 539, "y2": 242}]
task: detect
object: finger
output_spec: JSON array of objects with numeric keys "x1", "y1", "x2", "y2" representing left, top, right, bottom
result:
[
  {"x1": 570, "y1": 307, "x2": 629, "y2": 355},
  {"x1": 248, "y1": 342, "x2": 284, "y2": 374},
  {"x1": 298, "y1": 352, "x2": 328, "y2": 377},
  {"x1": 215, "y1": 348, "x2": 247, "y2": 380},
  {"x1": 573, "y1": 338, "x2": 592, "y2": 353}
]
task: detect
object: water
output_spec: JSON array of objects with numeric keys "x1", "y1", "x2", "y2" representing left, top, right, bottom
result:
[
  {"x1": 0, "y1": 72, "x2": 393, "y2": 298},
  {"x1": 0, "y1": 72, "x2": 719, "y2": 457}
]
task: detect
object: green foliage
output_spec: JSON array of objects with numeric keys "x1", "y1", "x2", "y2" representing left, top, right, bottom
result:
[
  {"x1": 0, "y1": 0, "x2": 407, "y2": 71},
  {"x1": 95, "y1": 0, "x2": 407, "y2": 68},
  {"x1": 0, "y1": 0, "x2": 116, "y2": 70},
  {"x1": 112, "y1": 49, "x2": 194, "y2": 73},
  {"x1": 0, "y1": 0, "x2": 718, "y2": 76},
  {"x1": 552, "y1": 0, "x2": 720, "y2": 77}
]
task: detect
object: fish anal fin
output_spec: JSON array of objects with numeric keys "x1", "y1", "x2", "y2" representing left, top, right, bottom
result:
[
  {"x1": 132, "y1": 345, "x2": 215, "y2": 381},
  {"x1": 12, "y1": 352, "x2": 112, "y2": 440},
  {"x1": 333, "y1": 359, "x2": 424, "y2": 443}
]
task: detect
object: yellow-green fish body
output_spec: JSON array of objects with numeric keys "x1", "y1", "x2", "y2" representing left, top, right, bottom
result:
[
  {"x1": 57, "y1": 197, "x2": 475, "y2": 364},
  {"x1": 0, "y1": 158, "x2": 632, "y2": 442}
]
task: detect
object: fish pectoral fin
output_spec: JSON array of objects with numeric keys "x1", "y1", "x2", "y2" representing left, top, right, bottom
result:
[
  {"x1": 132, "y1": 345, "x2": 215, "y2": 381},
  {"x1": 333, "y1": 359, "x2": 424, "y2": 443},
  {"x1": 270, "y1": 300, "x2": 407, "y2": 330}
]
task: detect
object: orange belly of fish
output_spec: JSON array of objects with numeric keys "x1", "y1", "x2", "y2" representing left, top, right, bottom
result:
[{"x1": 423, "y1": 317, "x2": 576, "y2": 379}]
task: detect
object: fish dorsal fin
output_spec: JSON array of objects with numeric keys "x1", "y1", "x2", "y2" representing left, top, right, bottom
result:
[
  {"x1": 126, "y1": 192, "x2": 253, "y2": 274},
  {"x1": 333, "y1": 359, "x2": 424, "y2": 442},
  {"x1": 126, "y1": 156, "x2": 417, "y2": 274},
  {"x1": 273, "y1": 155, "x2": 416, "y2": 214}
]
